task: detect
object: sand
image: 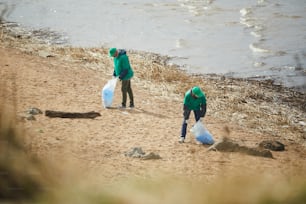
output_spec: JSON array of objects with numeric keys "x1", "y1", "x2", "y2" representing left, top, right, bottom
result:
[{"x1": 1, "y1": 26, "x2": 306, "y2": 186}]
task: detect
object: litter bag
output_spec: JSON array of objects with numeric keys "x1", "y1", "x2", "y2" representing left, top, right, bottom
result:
[
  {"x1": 101, "y1": 77, "x2": 118, "y2": 108},
  {"x1": 190, "y1": 121, "x2": 214, "y2": 145}
]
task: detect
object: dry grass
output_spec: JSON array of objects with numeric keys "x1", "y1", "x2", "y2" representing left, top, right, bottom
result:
[
  {"x1": 2, "y1": 22, "x2": 304, "y2": 144},
  {"x1": 127, "y1": 51, "x2": 305, "y2": 144},
  {"x1": 0, "y1": 102, "x2": 54, "y2": 202}
]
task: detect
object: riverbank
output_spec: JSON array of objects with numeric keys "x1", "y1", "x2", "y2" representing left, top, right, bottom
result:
[{"x1": 1, "y1": 23, "x2": 306, "y2": 203}]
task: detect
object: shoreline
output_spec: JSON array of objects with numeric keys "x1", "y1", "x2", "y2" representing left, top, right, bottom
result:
[
  {"x1": 1, "y1": 21, "x2": 305, "y2": 147},
  {"x1": 1, "y1": 20, "x2": 306, "y2": 94}
]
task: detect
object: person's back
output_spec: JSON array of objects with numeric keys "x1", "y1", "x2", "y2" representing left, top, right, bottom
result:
[{"x1": 113, "y1": 49, "x2": 134, "y2": 81}]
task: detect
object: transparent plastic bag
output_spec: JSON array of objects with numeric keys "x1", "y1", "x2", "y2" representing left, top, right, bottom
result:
[
  {"x1": 101, "y1": 77, "x2": 118, "y2": 108},
  {"x1": 190, "y1": 121, "x2": 214, "y2": 144}
]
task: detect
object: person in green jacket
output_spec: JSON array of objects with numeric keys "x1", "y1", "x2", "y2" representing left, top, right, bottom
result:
[
  {"x1": 109, "y1": 47, "x2": 134, "y2": 108},
  {"x1": 179, "y1": 86, "x2": 207, "y2": 143}
]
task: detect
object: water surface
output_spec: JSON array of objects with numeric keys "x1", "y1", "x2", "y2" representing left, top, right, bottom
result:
[{"x1": 1, "y1": 0, "x2": 305, "y2": 91}]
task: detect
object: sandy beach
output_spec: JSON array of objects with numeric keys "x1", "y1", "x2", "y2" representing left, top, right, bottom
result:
[{"x1": 1, "y1": 24, "x2": 306, "y2": 203}]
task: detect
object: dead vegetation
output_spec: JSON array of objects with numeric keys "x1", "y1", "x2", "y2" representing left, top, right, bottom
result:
[{"x1": 0, "y1": 102, "x2": 55, "y2": 202}]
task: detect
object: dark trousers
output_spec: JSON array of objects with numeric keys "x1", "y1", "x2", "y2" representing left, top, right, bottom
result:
[
  {"x1": 181, "y1": 109, "x2": 201, "y2": 138},
  {"x1": 121, "y1": 80, "x2": 134, "y2": 106}
]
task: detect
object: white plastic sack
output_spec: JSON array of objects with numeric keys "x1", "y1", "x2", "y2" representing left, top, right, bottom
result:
[
  {"x1": 190, "y1": 121, "x2": 214, "y2": 145},
  {"x1": 101, "y1": 77, "x2": 118, "y2": 108}
]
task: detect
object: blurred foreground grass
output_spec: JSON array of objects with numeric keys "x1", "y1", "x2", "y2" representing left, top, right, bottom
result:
[{"x1": 0, "y1": 97, "x2": 305, "y2": 204}]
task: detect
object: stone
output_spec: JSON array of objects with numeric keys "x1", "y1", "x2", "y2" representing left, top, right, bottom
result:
[{"x1": 258, "y1": 140, "x2": 285, "y2": 151}]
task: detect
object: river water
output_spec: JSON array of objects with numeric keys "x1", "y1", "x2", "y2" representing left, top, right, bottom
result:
[{"x1": 1, "y1": 0, "x2": 305, "y2": 92}]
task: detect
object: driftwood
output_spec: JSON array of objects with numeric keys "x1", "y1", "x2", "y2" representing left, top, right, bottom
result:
[{"x1": 45, "y1": 110, "x2": 101, "y2": 119}]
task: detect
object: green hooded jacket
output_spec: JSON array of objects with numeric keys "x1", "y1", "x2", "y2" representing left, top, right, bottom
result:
[
  {"x1": 113, "y1": 49, "x2": 134, "y2": 80},
  {"x1": 183, "y1": 89, "x2": 206, "y2": 110}
]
